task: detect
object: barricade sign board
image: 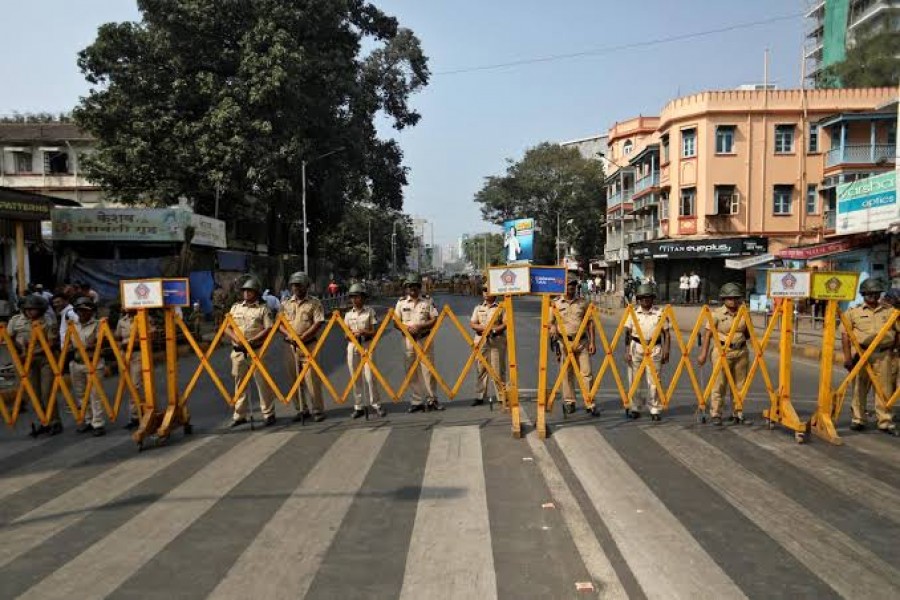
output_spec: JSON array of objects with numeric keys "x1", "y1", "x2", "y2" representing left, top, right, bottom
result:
[
  {"x1": 162, "y1": 278, "x2": 191, "y2": 307},
  {"x1": 810, "y1": 271, "x2": 859, "y2": 301},
  {"x1": 121, "y1": 279, "x2": 164, "y2": 309},
  {"x1": 529, "y1": 266, "x2": 567, "y2": 295},
  {"x1": 766, "y1": 270, "x2": 811, "y2": 298},
  {"x1": 487, "y1": 266, "x2": 531, "y2": 295}
]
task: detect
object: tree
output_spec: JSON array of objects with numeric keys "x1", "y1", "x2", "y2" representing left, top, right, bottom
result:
[
  {"x1": 819, "y1": 31, "x2": 900, "y2": 88},
  {"x1": 474, "y1": 143, "x2": 606, "y2": 268},
  {"x1": 316, "y1": 204, "x2": 413, "y2": 277},
  {"x1": 74, "y1": 0, "x2": 429, "y2": 258},
  {"x1": 462, "y1": 233, "x2": 504, "y2": 271}
]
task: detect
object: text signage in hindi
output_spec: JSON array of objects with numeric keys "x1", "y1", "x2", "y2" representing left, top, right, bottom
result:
[
  {"x1": 766, "y1": 270, "x2": 811, "y2": 298},
  {"x1": 120, "y1": 279, "x2": 164, "y2": 310},
  {"x1": 487, "y1": 266, "x2": 531, "y2": 295},
  {"x1": 52, "y1": 207, "x2": 226, "y2": 247},
  {"x1": 810, "y1": 271, "x2": 860, "y2": 301}
]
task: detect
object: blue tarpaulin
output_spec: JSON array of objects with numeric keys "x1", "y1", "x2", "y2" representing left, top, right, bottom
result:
[
  {"x1": 70, "y1": 258, "x2": 166, "y2": 304},
  {"x1": 189, "y1": 271, "x2": 214, "y2": 315}
]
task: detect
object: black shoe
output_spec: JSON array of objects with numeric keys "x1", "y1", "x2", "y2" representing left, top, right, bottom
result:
[
  {"x1": 849, "y1": 422, "x2": 866, "y2": 431},
  {"x1": 408, "y1": 404, "x2": 426, "y2": 413},
  {"x1": 230, "y1": 417, "x2": 248, "y2": 428},
  {"x1": 427, "y1": 400, "x2": 445, "y2": 412},
  {"x1": 352, "y1": 409, "x2": 366, "y2": 419},
  {"x1": 292, "y1": 410, "x2": 311, "y2": 423},
  {"x1": 879, "y1": 426, "x2": 900, "y2": 437},
  {"x1": 125, "y1": 418, "x2": 140, "y2": 431},
  {"x1": 563, "y1": 403, "x2": 576, "y2": 415},
  {"x1": 313, "y1": 412, "x2": 326, "y2": 422},
  {"x1": 587, "y1": 405, "x2": 601, "y2": 417},
  {"x1": 92, "y1": 426, "x2": 106, "y2": 437},
  {"x1": 76, "y1": 423, "x2": 93, "y2": 434},
  {"x1": 711, "y1": 416, "x2": 723, "y2": 426},
  {"x1": 650, "y1": 413, "x2": 662, "y2": 422},
  {"x1": 263, "y1": 415, "x2": 277, "y2": 427},
  {"x1": 49, "y1": 422, "x2": 63, "y2": 436},
  {"x1": 471, "y1": 398, "x2": 485, "y2": 406},
  {"x1": 376, "y1": 406, "x2": 387, "y2": 417},
  {"x1": 628, "y1": 410, "x2": 641, "y2": 420}
]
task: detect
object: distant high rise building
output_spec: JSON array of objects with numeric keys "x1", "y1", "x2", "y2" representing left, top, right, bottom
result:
[{"x1": 560, "y1": 134, "x2": 608, "y2": 161}]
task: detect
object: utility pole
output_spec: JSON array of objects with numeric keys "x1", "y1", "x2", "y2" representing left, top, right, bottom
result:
[{"x1": 301, "y1": 147, "x2": 345, "y2": 275}]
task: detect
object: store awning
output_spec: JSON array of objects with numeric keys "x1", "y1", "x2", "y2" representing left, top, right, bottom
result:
[{"x1": 725, "y1": 253, "x2": 775, "y2": 269}]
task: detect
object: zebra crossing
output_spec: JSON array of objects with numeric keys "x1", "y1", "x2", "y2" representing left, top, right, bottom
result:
[{"x1": 1, "y1": 405, "x2": 899, "y2": 599}]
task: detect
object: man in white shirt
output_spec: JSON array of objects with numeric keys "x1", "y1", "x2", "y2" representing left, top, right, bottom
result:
[
  {"x1": 689, "y1": 272, "x2": 701, "y2": 304},
  {"x1": 262, "y1": 288, "x2": 281, "y2": 316},
  {"x1": 52, "y1": 293, "x2": 79, "y2": 345},
  {"x1": 679, "y1": 273, "x2": 689, "y2": 304}
]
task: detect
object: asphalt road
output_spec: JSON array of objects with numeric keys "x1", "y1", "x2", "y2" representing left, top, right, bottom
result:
[{"x1": 0, "y1": 293, "x2": 897, "y2": 599}]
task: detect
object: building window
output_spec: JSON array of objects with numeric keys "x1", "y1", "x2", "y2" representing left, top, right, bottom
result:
[
  {"x1": 808, "y1": 123, "x2": 819, "y2": 153},
  {"x1": 773, "y1": 185, "x2": 793, "y2": 215},
  {"x1": 889, "y1": 124, "x2": 897, "y2": 147},
  {"x1": 679, "y1": 187, "x2": 696, "y2": 216},
  {"x1": 714, "y1": 185, "x2": 738, "y2": 215},
  {"x1": 660, "y1": 191, "x2": 669, "y2": 219},
  {"x1": 44, "y1": 151, "x2": 69, "y2": 174},
  {"x1": 715, "y1": 126, "x2": 735, "y2": 154},
  {"x1": 623, "y1": 140, "x2": 633, "y2": 155},
  {"x1": 806, "y1": 184, "x2": 818, "y2": 214},
  {"x1": 13, "y1": 152, "x2": 32, "y2": 174},
  {"x1": 661, "y1": 134, "x2": 670, "y2": 163},
  {"x1": 774, "y1": 125, "x2": 794, "y2": 154},
  {"x1": 681, "y1": 128, "x2": 696, "y2": 158}
]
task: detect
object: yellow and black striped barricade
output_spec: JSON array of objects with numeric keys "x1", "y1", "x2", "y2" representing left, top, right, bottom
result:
[{"x1": 810, "y1": 302, "x2": 898, "y2": 445}]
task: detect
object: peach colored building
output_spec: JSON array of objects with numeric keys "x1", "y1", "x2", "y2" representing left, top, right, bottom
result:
[{"x1": 604, "y1": 87, "x2": 897, "y2": 301}]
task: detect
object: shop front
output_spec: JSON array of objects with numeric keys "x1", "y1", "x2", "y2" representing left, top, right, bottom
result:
[
  {"x1": 630, "y1": 237, "x2": 768, "y2": 303},
  {"x1": 0, "y1": 187, "x2": 55, "y2": 297}
]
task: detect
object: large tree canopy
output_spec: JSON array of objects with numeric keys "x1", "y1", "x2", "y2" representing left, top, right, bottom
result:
[
  {"x1": 74, "y1": 0, "x2": 428, "y2": 257},
  {"x1": 474, "y1": 143, "x2": 606, "y2": 267},
  {"x1": 820, "y1": 31, "x2": 900, "y2": 88}
]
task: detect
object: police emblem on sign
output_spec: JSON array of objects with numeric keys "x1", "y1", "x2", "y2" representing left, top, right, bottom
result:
[
  {"x1": 500, "y1": 269, "x2": 516, "y2": 285},
  {"x1": 781, "y1": 273, "x2": 797, "y2": 290},
  {"x1": 135, "y1": 282, "x2": 151, "y2": 299},
  {"x1": 825, "y1": 277, "x2": 842, "y2": 293}
]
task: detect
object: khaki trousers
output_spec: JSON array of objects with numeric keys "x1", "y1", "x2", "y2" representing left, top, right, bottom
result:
[
  {"x1": 851, "y1": 350, "x2": 896, "y2": 429},
  {"x1": 475, "y1": 338, "x2": 506, "y2": 400},
  {"x1": 70, "y1": 360, "x2": 105, "y2": 428},
  {"x1": 561, "y1": 343, "x2": 592, "y2": 405},
  {"x1": 285, "y1": 344, "x2": 324, "y2": 414},
  {"x1": 404, "y1": 340, "x2": 436, "y2": 406},
  {"x1": 231, "y1": 351, "x2": 275, "y2": 420},
  {"x1": 27, "y1": 354, "x2": 58, "y2": 424},
  {"x1": 627, "y1": 343, "x2": 662, "y2": 414},
  {"x1": 126, "y1": 354, "x2": 143, "y2": 420},
  {"x1": 710, "y1": 348, "x2": 749, "y2": 417},
  {"x1": 347, "y1": 342, "x2": 381, "y2": 409}
]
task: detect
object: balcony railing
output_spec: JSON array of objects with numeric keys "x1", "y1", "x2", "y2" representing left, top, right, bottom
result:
[
  {"x1": 626, "y1": 229, "x2": 659, "y2": 244},
  {"x1": 607, "y1": 188, "x2": 634, "y2": 208},
  {"x1": 632, "y1": 193, "x2": 660, "y2": 213},
  {"x1": 634, "y1": 171, "x2": 660, "y2": 193},
  {"x1": 826, "y1": 144, "x2": 895, "y2": 167}
]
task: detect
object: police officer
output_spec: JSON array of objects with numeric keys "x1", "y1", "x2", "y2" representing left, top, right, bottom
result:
[
  {"x1": 280, "y1": 271, "x2": 326, "y2": 422},
  {"x1": 70, "y1": 297, "x2": 106, "y2": 436},
  {"x1": 623, "y1": 283, "x2": 670, "y2": 421},
  {"x1": 227, "y1": 276, "x2": 277, "y2": 427},
  {"x1": 470, "y1": 285, "x2": 507, "y2": 406},
  {"x1": 345, "y1": 283, "x2": 385, "y2": 418},
  {"x1": 8, "y1": 295, "x2": 61, "y2": 436},
  {"x1": 395, "y1": 273, "x2": 443, "y2": 412},
  {"x1": 551, "y1": 279, "x2": 598, "y2": 416},
  {"x1": 115, "y1": 308, "x2": 152, "y2": 430},
  {"x1": 842, "y1": 277, "x2": 898, "y2": 436},
  {"x1": 697, "y1": 283, "x2": 749, "y2": 426}
]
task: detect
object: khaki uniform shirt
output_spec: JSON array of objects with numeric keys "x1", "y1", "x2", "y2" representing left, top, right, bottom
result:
[
  {"x1": 395, "y1": 295, "x2": 438, "y2": 339},
  {"x1": 552, "y1": 295, "x2": 590, "y2": 339},
  {"x1": 229, "y1": 301, "x2": 272, "y2": 339},
  {"x1": 282, "y1": 295, "x2": 325, "y2": 337},
  {"x1": 345, "y1": 306, "x2": 378, "y2": 341},
  {"x1": 73, "y1": 317, "x2": 102, "y2": 363},
  {"x1": 470, "y1": 301, "x2": 506, "y2": 345},
  {"x1": 842, "y1": 304, "x2": 898, "y2": 351},
  {"x1": 115, "y1": 314, "x2": 145, "y2": 355},
  {"x1": 706, "y1": 306, "x2": 748, "y2": 354},
  {"x1": 8, "y1": 313, "x2": 56, "y2": 355},
  {"x1": 625, "y1": 305, "x2": 668, "y2": 348}
]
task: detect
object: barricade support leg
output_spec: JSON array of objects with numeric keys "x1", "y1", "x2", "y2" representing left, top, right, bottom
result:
[{"x1": 811, "y1": 300, "x2": 842, "y2": 445}]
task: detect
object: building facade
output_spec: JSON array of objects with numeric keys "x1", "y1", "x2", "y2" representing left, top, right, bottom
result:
[{"x1": 560, "y1": 134, "x2": 609, "y2": 161}]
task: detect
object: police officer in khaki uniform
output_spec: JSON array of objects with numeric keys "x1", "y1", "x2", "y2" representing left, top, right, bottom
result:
[
  {"x1": 70, "y1": 297, "x2": 107, "y2": 436},
  {"x1": 9, "y1": 295, "x2": 61, "y2": 436},
  {"x1": 470, "y1": 285, "x2": 507, "y2": 406},
  {"x1": 697, "y1": 282, "x2": 749, "y2": 426},
  {"x1": 842, "y1": 277, "x2": 899, "y2": 436},
  {"x1": 345, "y1": 283, "x2": 385, "y2": 418},
  {"x1": 115, "y1": 309, "x2": 154, "y2": 430},
  {"x1": 227, "y1": 276, "x2": 277, "y2": 427},
  {"x1": 623, "y1": 283, "x2": 670, "y2": 421},
  {"x1": 280, "y1": 271, "x2": 327, "y2": 422},
  {"x1": 395, "y1": 273, "x2": 443, "y2": 412},
  {"x1": 551, "y1": 279, "x2": 598, "y2": 416}
]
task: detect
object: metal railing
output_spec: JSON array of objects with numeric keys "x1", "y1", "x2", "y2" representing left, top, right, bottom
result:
[
  {"x1": 634, "y1": 171, "x2": 660, "y2": 193},
  {"x1": 826, "y1": 144, "x2": 895, "y2": 166}
]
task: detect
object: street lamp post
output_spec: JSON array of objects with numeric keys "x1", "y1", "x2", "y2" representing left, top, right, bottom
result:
[
  {"x1": 301, "y1": 146, "x2": 345, "y2": 274},
  {"x1": 391, "y1": 219, "x2": 402, "y2": 276}
]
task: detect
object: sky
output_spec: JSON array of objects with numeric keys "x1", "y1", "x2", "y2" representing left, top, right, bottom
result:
[{"x1": 0, "y1": 1, "x2": 805, "y2": 248}]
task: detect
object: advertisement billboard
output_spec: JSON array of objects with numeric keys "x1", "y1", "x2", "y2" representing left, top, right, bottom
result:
[
  {"x1": 836, "y1": 171, "x2": 898, "y2": 235},
  {"x1": 502, "y1": 218, "x2": 534, "y2": 264},
  {"x1": 529, "y1": 266, "x2": 567, "y2": 295}
]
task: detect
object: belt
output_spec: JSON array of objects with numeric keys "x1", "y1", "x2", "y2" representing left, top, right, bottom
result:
[
  {"x1": 411, "y1": 330, "x2": 432, "y2": 341},
  {"x1": 722, "y1": 340, "x2": 746, "y2": 350},
  {"x1": 349, "y1": 334, "x2": 372, "y2": 342},
  {"x1": 631, "y1": 336, "x2": 661, "y2": 346},
  {"x1": 285, "y1": 338, "x2": 317, "y2": 347}
]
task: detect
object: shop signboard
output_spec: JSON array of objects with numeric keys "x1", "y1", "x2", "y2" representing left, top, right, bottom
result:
[
  {"x1": 836, "y1": 171, "x2": 898, "y2": 235},
  {"x1": 51, "y1": 207, "x2": 227, "y2": 247},
  {"x1": 631, "y1": 236, "x2": 768, "y2": 259},
  {"x1": 766, "y1": 270, "x2": 811, "y2": 298},
  {"x1": 810, "y1": 271, "x2": 860, "y2": 302}
]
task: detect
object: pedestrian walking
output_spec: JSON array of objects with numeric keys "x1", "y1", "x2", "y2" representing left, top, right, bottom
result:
[
  {"x1": 280, "y1": 271, "x2": 327, "y2": 422},
  {"x1": 679, "y1": 273, "x2": 689, "y2": 304},
  {"x1": 9, "y1": 295, "x2": 61, "y2": 436},
  {"x1": 469, "y1": 285, "x2": 507, "y2": 407},
  {"x1": 689, "y1": 271, "x2": 701, "y2": 304},
  {"x1": 551, "y1": 279, "x2": 599, "y2": 416},
  {"x1": 70, "y1": 297, "x2": 107, "y2": 436},
  {"x1": 697, "y1": 283, "x2": 749, "y2": 425},
  {"x1": 842, "y1": 277, "x2": 898, "y2": 436},
  {"x1": 226, "y1": 276, "x2": 277, "y2": 428},
  {"x1": 345, "y1": 283, "x2": 385, "y2": 418},
  {"x1": 395, "y1": 273, "x2": 442, "y2": 412},
  {"x1": 623, "y1": 284, "x2": 670, "y2": 421}
]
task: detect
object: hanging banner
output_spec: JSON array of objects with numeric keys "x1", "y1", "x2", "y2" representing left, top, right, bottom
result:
[
  {"x1": 502, "y1": 217, "x2": 535, "y2": 264},
  {"x1": 810, "y1": 271, "x2": 860, "y2": 301},
  {"x1": 766, "y1": 270, "x2": 811, "y2": 298}
]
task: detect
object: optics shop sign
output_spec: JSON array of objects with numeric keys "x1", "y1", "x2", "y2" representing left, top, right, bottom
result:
[
  {"x1": 630, "y1": 237, "x2": 768, "y2": 260},
  {"x1": 836, "y1": 171, "x2": 898, "y2": 235}
]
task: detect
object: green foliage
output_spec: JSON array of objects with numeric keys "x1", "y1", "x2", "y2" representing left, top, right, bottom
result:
[
  {"x1": 74, "y1": 0, "x2": 429, "y2": 256},
  {"x1": 462, "y1": 233, "x2": 504, "y2": 270},
  {"x1": 474, "y1": 143, "x2": 606, "y2": 267},
  {"x1": 819, "y1": 31, "x2": 900, "y2": 88},
  {"x1": 316, "y1": 205, "x2": 412, "y2": 277}
]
